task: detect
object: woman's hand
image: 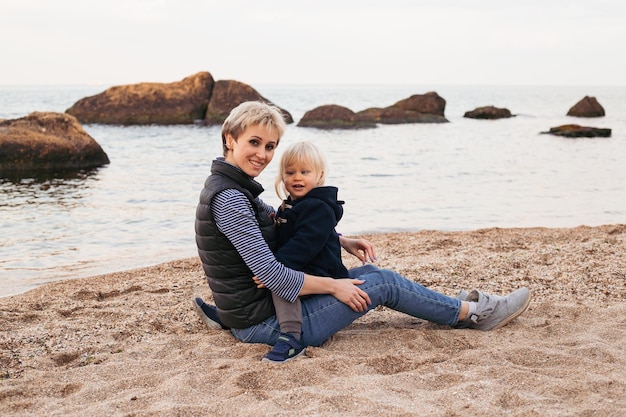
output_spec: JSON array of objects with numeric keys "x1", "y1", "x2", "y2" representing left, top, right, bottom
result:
[
  {"x1": 300, "y1": 274, "x2": 370, "y2": 312},
  {"x1": 331, "y1": 279, "x2": 371, "y2": 312},
  {"x1": 252, "y1": 276, "x2": 266, "y2": 288},
  {"x1": 339, "y1": 236, "x2": 377, "y2": 265}
]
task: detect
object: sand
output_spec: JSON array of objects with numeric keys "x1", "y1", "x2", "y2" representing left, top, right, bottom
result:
[{"x1": 1, "y1": 225, "x2": 625, "y2": 416}]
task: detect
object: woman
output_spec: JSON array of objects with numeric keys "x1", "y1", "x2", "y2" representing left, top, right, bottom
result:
[{"x1": 193, "y1": 101, "x2": 531, "y2": 352}]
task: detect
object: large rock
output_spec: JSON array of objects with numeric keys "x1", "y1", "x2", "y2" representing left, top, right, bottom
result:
[
  {"x1": 541, "y1": 124, "x2": 611, "y2": 138},
  {"x1": 66, "y1": 72, "x2": 215, "y2": 125},
  {"x1": 464, "y1": 106, "x2": 514, "y2": 119},
  {"x1": 0, "y1": 112, "x2": 110, "y2": 175},
  {"x1": 297, "y1": 105, "x2": 376, "y2": 129},
  {"x1": 567, "y1": 96, "x2": 605, "y2": 117},
  {"x1": 356, "y1": 92, "x2": 448, "y2": 124},
  {"x1": 204, "y1": 80, "x2": 293, "y2": 125}
]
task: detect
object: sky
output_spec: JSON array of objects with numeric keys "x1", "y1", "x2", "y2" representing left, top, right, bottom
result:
[{"x1": 1, "y1": 0, "x2": 625, "y2": 86}]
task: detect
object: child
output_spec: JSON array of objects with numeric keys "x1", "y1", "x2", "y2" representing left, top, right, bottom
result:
[{"x1": 262, "y1": 141, "x2": 351, "y2": 362}]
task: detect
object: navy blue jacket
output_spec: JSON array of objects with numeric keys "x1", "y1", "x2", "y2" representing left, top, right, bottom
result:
[{"x1": 275, "y1": 186, "x2": 349, "y2": 278}]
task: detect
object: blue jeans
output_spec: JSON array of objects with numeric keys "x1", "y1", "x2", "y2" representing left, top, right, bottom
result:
[{"x1": 231, "y1": 265, "x2": 463, "y2": 347}]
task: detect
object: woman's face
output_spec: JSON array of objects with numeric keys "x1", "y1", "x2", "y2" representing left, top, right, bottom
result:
[{"x1": 225, "y1": 124, "x2": 279, "y2": 178}]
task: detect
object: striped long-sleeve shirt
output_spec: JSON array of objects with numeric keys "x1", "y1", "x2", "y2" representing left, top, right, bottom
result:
[{"x1": 211, "y1": 188, "x2": 304, "y2": 303}]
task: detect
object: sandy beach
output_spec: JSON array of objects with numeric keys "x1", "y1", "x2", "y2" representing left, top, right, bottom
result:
[{"x1": 1, "y1": 225, "x2": 625, "y2": 416}]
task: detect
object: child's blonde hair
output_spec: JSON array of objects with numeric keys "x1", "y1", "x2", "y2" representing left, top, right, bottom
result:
[{"x1": 275, "y1": 141, "x2": 327, "y2": 200}]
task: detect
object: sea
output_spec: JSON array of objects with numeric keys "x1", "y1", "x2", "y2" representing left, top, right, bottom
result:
[{"x1": 1, "y1": 84, "x2": 625, "y2": 297}]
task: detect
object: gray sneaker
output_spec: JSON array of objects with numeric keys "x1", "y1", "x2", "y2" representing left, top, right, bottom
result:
[{"x1": 466, "y1": 288, "x2": 531, "y2": 331}]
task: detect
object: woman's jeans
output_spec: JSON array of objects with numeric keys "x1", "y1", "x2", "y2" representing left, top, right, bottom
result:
[{"x1": 231, "y1": 265, "x2": 463, "y2": 347}]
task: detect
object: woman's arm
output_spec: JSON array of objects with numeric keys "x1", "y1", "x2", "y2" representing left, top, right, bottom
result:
[
  {"x1": 300, "y1": 274, "x2": 371, "y2": 312},
  {"x1": 212, "y1": 189, "x2": 304, "y2": 302},
  {"x1": 257, "y1": 198, "x2": 276, "y2": 218},
  {"x1": 253, "y1": 272, "x2": 372, "y2": 312}
]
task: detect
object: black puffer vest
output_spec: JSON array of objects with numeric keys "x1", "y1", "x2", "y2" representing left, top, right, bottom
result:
[{"x1": 195, "y1": 158, "x2": 277, "y2": 329}]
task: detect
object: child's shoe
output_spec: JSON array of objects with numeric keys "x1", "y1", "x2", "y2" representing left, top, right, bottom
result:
[{"x1": 262, "y1": 333, "x2": 306, "y2": 363}]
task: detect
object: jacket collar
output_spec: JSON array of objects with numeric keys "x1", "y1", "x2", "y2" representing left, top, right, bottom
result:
[{"x1": 211, "y1": 157, "x2": 265, "y2": 198}]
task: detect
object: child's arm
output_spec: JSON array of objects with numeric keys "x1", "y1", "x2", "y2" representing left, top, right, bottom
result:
[{"x1": 339, "y1": 235, "x2": 377, "y2": 264}]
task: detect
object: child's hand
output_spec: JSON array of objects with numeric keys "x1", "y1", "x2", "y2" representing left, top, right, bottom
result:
[
  {"x1": 339, "y1": 236, "x2": 377, "y2": 264},
  {"x1": 252, "y1": 276, "x2": 266, "y2": 288}
]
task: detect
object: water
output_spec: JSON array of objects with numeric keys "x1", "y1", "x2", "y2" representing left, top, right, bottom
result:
[{"x1": 1, "y1": 84, "x2": 625, "y2": 297}]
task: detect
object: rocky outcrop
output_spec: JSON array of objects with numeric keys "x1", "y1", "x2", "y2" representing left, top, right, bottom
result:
[
  {"x1": 464, "y1": 106, "x2": 513, "y2": 119},
  {"x1": 203, "y1": 80, "x2": 293, "y2": 125},
  {"x1": 297, "y1": 105, "x2": 376, "y2": 129},
  {"x1": 0, "y1": 112, "x2": 110, "y2": 175},
  {"x1": 541, "y1": 124, "x2": 611, "y2": 138},
  {"x1": 65, "y1": 72, "x2": 293, "y2": 126},
  {"x1": 356, "y1": 92, "x2": 448, "y2": 124},
  {"x1": 567, "y1": 96, "x2": 605, "y2": 117},
  {"x1": 66, "y1": 72, "x2": 215, "y2": 125}
]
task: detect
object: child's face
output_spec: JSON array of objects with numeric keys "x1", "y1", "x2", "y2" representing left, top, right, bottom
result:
[{"x1": 282, "y1": 161, "x2": 321, "y2": 200}]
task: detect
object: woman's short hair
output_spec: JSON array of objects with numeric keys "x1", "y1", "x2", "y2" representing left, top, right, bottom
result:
[
  {"x1": 221, "y1": 101, "x2": 287, "y2": 156},
  {"x1": 275, "y1": 141, "x2": 327, "y2": 200}
]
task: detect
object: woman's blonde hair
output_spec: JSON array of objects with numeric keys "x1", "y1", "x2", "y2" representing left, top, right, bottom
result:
[
  {"x1": 275, "y1": 141, "x2": 327, "y2": 200},
  {"x1": 221, "y1": 101, "x2": 287, "y2": 156}
]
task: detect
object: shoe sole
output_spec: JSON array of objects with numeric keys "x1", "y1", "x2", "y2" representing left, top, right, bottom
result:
[
  {"x1": 192, "y1": 298, "x2": 225, "y2": 330},
  {"x1": 489, "y1": 289, "x2": 532, "y2": 331},
  {"x1": 261, "y1": 348, "x2": 306, "y2": 364}
]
